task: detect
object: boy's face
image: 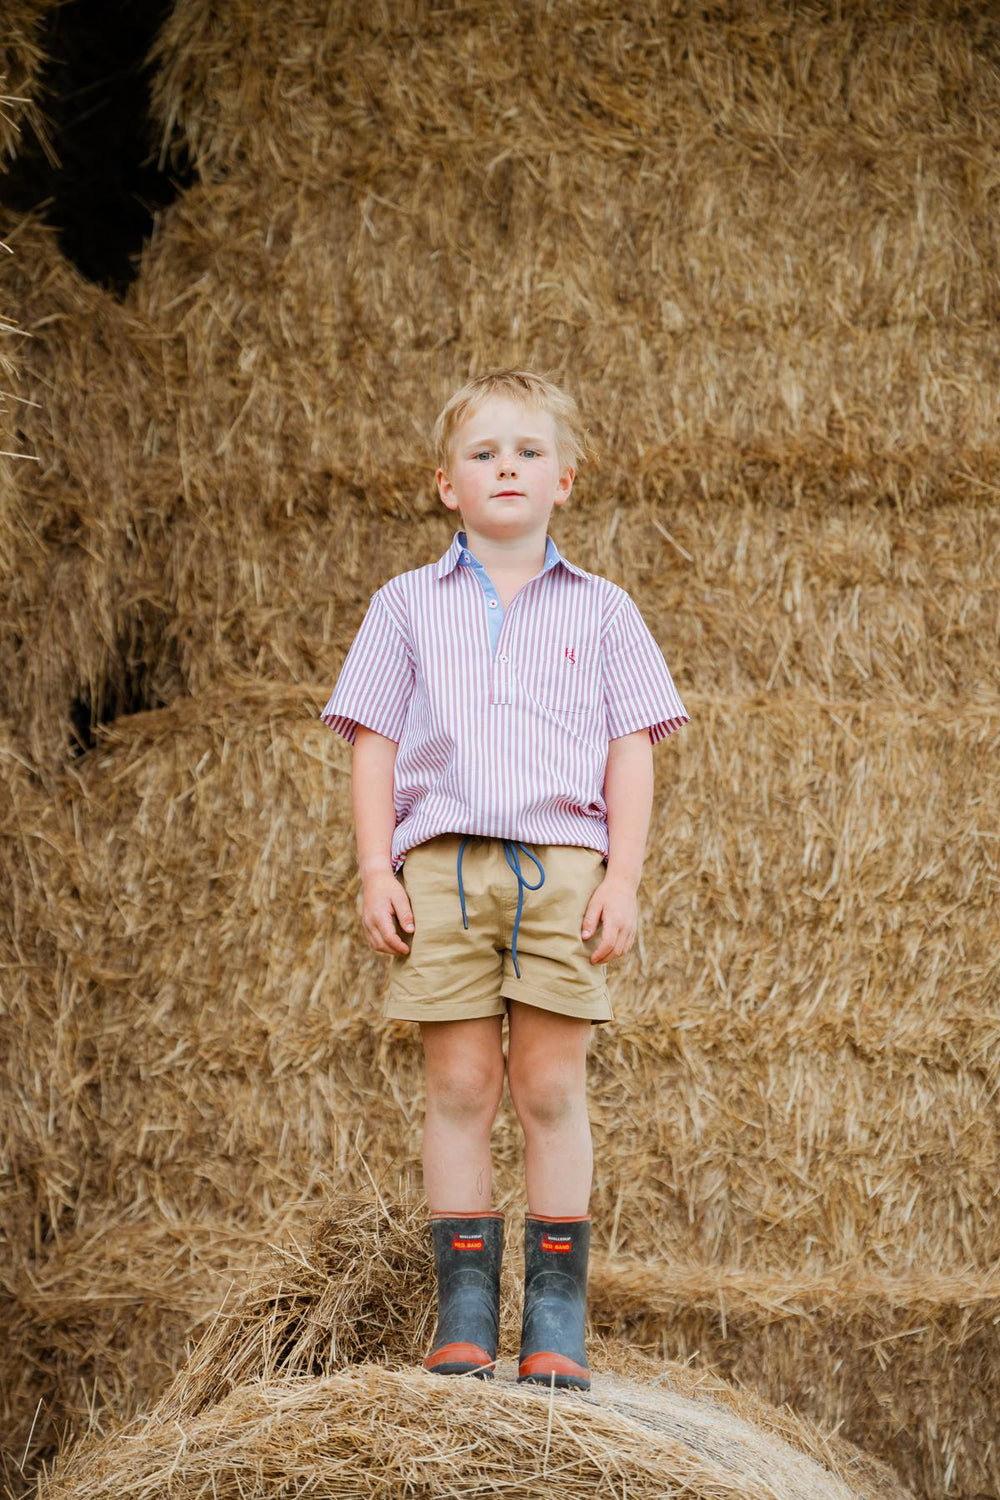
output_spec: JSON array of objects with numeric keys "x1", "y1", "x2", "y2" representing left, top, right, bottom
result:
[{"x1": 435, "y1": 395, "x2": 574, "y2": 542}]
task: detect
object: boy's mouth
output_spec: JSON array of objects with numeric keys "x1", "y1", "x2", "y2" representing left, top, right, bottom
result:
[{"x1": 493, "y1": 491, "x2": 524, "y2": 498}]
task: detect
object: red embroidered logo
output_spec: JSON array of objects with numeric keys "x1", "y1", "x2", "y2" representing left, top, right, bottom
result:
[
  {"x1": 564, "y1": 647, "x2": 576, "y2": 664},
  {"x1": 453, "y1": 1236, "x2": 484, "y2": 1251},
  {"x1": 541, "y1": 1234, "x2": 572, "y2": 1253}
]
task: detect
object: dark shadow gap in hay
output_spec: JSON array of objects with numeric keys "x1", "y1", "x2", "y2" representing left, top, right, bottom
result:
[
  {"x1": 67, "y1": 605, "x2": 173, "y2": 758},
  {"x1": 0, "y1": 0, "x2": 197, "y2": 297}
]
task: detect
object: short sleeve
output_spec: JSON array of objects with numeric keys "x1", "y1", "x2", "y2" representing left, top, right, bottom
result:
[
  {"x1": 602, "y1": 594, "x2": 690, "y2": 744},
  {"x1": 320, "y1": 591, "x2": 414, "y2": 745}
]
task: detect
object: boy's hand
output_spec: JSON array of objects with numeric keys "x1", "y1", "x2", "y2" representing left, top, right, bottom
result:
[
  {"x1": 360, "y1": 870, "x2": 415, "y2": 955},
  {"x1": 581, "y1": 876, "x2": 638, "y2": 964}
]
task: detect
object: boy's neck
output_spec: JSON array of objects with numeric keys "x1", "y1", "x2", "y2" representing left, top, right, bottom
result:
[{"x1": 459, "y1": 525, "x2": 548, "y2": 577}]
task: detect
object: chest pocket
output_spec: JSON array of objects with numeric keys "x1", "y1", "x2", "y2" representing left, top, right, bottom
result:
[{"x1": 518, "y1": 645, "x2": 600, "y2": 718}]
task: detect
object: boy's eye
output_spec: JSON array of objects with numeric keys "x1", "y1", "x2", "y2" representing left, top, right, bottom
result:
[{"x1": 471, "y1": 448, "x2": 541, "y2": 460}]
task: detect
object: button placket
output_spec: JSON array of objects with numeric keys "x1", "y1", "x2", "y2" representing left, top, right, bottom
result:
[
  {"x1": 495, "y1": 575, "x2": 544, "y2": 705},
  {"x1": 490, "y1": 583, "x2": 518, "y2": 707},
  {"x1": 468, "y1": 561, "x2": 539, "y2": 708},
  {"x1": 493, "y1": 647, "x2": 511, "y2": 704}
]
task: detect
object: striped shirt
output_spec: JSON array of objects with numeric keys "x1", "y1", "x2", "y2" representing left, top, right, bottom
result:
[{"x1": 320, "y1": 528, "x2": 690, "y2": 874}]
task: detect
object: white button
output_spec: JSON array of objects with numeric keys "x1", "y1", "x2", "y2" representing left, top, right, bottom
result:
[
  {"x1": 489, "y1": 600, "x2": 497, "y2": 607},
  {"x1": 499, "y1": 654, "x2": 507, "y2": 661}
]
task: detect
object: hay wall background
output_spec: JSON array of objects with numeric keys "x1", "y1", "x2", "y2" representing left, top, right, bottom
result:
[{"x1": 2, "y1": 2, "x2": 998, "y2": 1497}]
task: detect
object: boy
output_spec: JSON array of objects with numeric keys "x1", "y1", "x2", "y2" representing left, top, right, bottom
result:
[{"x1": 320, "y1": 369, "x2": 689, "y2": 1390}]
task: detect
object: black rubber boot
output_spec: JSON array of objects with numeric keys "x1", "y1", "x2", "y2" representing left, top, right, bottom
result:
[
  {"x1": 423, "y1": 1210, "x2": 504, "y2": 1378},
  {"x1": 517, "y1": 1213, "x2": 591, "y2": 1390}
]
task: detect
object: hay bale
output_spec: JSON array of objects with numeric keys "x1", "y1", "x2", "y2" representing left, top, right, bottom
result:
[
  {"x1": 138, "y1": 0, "x2": 1000, "y2": 496},
  {"x1": 29, "y1": 1368, "x2": 897, "y2": 1499},
  {"x1": 32, "y1": 1189, "x2": 911, "y2": 1500},
  {"x1": 0, "y1": 213, "x2": 182, "y2": 779},
  {"x1": 6, "y1": 162, "x2": 999, "y2": 774}
]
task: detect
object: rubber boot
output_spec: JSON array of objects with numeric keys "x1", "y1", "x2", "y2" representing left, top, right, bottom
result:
[
  {"x1": 517, "y1": 1213, "x2": 591, "y2": 1390},
  {"x1": 423, "y1": 1210, "x2": 504, "y2": 1378}
]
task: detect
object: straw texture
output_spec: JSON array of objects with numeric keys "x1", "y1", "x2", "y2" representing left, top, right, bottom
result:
[
  {"x1": 0, "y1": 2, "x2": 52, "y2": 167},
  {"x1": 2, "y1": 1, "x2": 998, "y2": 1496}
]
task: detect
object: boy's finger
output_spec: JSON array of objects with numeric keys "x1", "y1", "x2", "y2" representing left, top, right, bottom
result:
[{"x1": 382, "y1": 922, "x2": 409, "y2": 951}]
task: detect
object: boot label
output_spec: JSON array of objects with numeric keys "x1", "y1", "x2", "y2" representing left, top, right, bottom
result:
[
  {"x1": 452, "y1": 1235, "x2": 484, "y2": 1251},
  {"x1": 541, "y1": 1233, "x2": 572, "y2": 1252}
]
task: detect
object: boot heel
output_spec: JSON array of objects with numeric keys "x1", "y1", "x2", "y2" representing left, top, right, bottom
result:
[
  {"x1": 517, "y1": 1213, "x2": 591, "y2": 1390},
  {"x1": 424, "y1": 1211, "x2": 504, "y2": 1378}
]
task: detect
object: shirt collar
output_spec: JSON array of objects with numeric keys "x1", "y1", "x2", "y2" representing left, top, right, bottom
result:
[{"x1": 434, "y1": 528, "x2": 588, "y2": 581}]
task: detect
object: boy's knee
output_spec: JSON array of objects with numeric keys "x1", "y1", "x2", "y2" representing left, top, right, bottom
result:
[
  {"x1": 508, "y1": 1069, "x2": 583, "y2": 1129},
  {"x1": 427, "y1": 1057, "x2": 504, "y2": 1121}
]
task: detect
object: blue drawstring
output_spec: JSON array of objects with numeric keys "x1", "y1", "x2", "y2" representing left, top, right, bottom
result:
[{"x1": 456, "y1": 837, "x2": 545, "y2": 979}]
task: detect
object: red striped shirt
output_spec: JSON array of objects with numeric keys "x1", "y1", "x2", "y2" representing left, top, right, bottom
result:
[{"x1": 321, "y1": 529, "x2": 689, "y2": 873}]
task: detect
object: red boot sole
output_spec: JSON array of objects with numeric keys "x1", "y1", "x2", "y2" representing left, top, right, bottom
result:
[
  {"x1": 518, "y1": 1350, "x2": 591, "y2": 1388},
  {"x1": 424, "y1": 1341, "x2": 496, "y2": 1376}
]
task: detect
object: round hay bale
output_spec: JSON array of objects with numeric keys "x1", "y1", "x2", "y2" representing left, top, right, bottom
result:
[
  {"x1": 32, "y1": 1189, "x2": 911, "y2": 1500},
  {"x1": 31, "y1": 1365, "x2": 904, "y2": 1499}
]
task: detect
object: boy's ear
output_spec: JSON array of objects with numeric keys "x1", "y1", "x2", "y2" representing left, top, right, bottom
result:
[{"x1": 436, "y1": 467, "x2": 456, "y2": 508}]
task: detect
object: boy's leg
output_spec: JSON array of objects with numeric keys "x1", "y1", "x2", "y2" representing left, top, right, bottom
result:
[
  {"x1": 419, "y1": 1014, "x2": 506, "y2": 1211},
  {"x1": 507, "y1": 999, "x2": 594, "y2": 1389},
  {"x1": 505, "y1": 1000, "x2": 593, "y2": 1216}
]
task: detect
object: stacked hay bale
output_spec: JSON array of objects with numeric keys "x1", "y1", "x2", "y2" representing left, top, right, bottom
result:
[{"x1": 2, "y1": 1, "x2": 997, "y2": 1496}]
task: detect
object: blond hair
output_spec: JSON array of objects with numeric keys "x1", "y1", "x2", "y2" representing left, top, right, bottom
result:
[{"x1": 432, "y1": 368, "x2": 592, "y2": 474}]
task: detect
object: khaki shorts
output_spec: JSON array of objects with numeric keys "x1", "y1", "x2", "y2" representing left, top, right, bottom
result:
[{"x1": 384, "y1": 833, "x2": 614, "y2": 1025}]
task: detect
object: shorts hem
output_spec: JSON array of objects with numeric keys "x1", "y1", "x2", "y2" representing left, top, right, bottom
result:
[
  {"x1": 384, "y1": 997, "x2": 507, "y2": 1023},
  {"x1": 498, "y1": 978, "x2": 614, "y2": 1024}
]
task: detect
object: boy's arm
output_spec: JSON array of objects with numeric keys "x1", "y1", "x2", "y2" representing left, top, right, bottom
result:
[
  {"x1": 352, "y1": 725, "x2": 399, "y2": 879},
  {"x1": 603, "y1": 729, "x2": 654, "y2": 890}
]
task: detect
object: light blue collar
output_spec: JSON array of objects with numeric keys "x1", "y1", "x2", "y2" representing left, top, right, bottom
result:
[{"x1": 434, "y1": 528, "x2": 588, "y2": 580}]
